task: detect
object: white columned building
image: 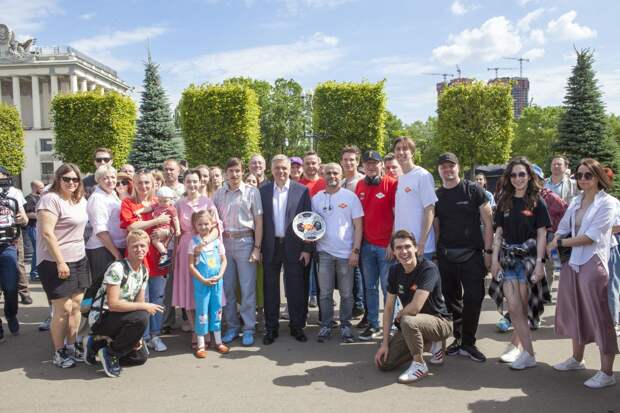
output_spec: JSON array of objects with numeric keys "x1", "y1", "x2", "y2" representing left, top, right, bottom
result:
[{"x1": 0, "y1": 23, "x2": 130, "y2": 188}]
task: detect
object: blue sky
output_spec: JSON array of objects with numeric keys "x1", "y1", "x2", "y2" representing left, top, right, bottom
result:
[{"x1": 3, "y1": 0, "x2": 620, "y2": 123}]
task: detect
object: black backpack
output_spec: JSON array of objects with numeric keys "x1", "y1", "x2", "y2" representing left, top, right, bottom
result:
[{"x1": 81, "y1": 259, "x2": 132, "y2": 317}]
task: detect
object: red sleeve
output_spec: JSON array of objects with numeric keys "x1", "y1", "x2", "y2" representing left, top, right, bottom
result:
[
  {"x1": 120, "y1": 198, "x2": 139, "y2": 230},
  {"x1": 388, "y1": 178, "x2": 397, "y2": 209}
]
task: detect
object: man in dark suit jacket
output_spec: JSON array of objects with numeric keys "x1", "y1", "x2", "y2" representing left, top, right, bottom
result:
[{"x1": 260, "y1": 154, "x2": 313, "y2": 344}]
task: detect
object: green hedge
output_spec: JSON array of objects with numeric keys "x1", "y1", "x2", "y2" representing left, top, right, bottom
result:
[
  {"x1": 313, "y1": 81, "x2": 386, "y2": 163},
  {"x1": 179, "y1": 83, "x2": 261, "y2": 167},
  {"x1": 0, "y1": 103, "x2": 25, "y2": 175},
  {"x1": 51, "y1": 91, "x2": 136, "y2": 174}
]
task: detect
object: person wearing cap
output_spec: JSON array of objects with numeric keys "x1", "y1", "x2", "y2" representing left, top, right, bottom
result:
[
  {"x1": 289, "y1": 157, "x2": 303, "y2": 182},
  {"x1": 434, "y1": 152, "x2": 493, "y2": 362},
  {"x1": 355, "y1": 150, "x2": 398, "y2": 340}
]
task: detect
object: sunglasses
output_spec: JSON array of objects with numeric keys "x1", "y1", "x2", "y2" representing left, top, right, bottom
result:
[
  {"x1": 61, "y1": 176, "x2": 80, "y2": 184},
  {"x1": 576, "y1": 171, "x2": 594, "y2": 181},
  {"x1": 510, "y1": 172, "x2": 527, "y2": 179},
  {"x1": 116, "y1": 179, "x2": 130, "y2": 186},
  {"x1": 95, "y1": 157, "x2": 111, "y2": 163}
]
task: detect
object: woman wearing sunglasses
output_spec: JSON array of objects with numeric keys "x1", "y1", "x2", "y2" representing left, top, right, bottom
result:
[
  {"x1": 36, "y1": 163, "x2": 90, "y2": 368},
  {"x1": 548, "y1": 158, "x2": 618, "y2": 389},
  {"x1": 491, "y1": 156, "x2": 551, "y2": 370},
  {"x1": 115, "y1": 172, "x2": 133, "y2": 201}
]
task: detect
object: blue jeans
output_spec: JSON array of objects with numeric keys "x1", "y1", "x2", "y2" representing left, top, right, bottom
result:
[
  {"x1": 360, "y1": 241, "x2": 392, "y2": 328},
  {"x1": 143, "y1": 276, "x2": 167, "y2": 339},
  {"x1": 308, "y1": 258, "x2": 318, "y2": 297},
  {"x1": 608, "y1": 241, "x2": 620, "y2": 325},
  {"x1": 222, "y1": 237, "x2": 257, "y2": 332},
  {"x1": 0, "y1": 246, "x2": 18, "y2": 319},
  {"x1": 317, "y1": 251, "x2": 354, "y2": 328},
  {"x1": 26, "y1": 226, "x2": 37, "y2": 278}
]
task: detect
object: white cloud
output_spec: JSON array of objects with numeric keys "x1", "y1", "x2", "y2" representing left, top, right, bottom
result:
[
  {"x1": 522, "y1": 47, "x2": 545, "y2": 60},
  {"x1": 516, "y1": 8, "x2": 544, "y2": 32},
  {"x1": 0, "y1": 0, "x2": 60, "y2": 33},
  {"x1": 529, "y1": 28, "x2": 545, "y2": 44},
  {"x1": 450, "y1": 0, "x2": 467, "y2": 15},
  {"x1": 432, "y1": 16, "x2": 522, "y2": 64},
  {"x1": 79, "y1": 13, "x2": 95, "y2": 21},
  {"x1": 547, "y1": 10, "x2": 597, "y2": 40},
  {"x1": 70, "y1": 26, "x2": 167, "y2": 54},
  {"x1": 372, "y1": 57, "x2": 435, "y2": 77}
]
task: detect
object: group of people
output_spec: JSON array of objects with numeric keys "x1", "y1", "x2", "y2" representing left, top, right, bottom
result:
[{"x1": 0, "y1": 140, "x2": 618, "y2": 388}]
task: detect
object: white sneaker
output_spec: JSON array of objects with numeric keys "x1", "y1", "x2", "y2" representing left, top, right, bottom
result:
[
  {"x1": 397, "y1": 361, "x2": 429, "y2": 383},
  {"x1": 500, "y1": 344, "x2": 520, "y2": 363},
  {"x1": 429, "y1": 341, "x2": 444, "y2": 365},
  {"x1": 510, "y1": 351, "x2": 537, "y2": 370},
  {"x1": 584, "y1": 371, "x2": 616, "y2": 389},
  {"x1": 553, "y1": 356, "x2": 586, "y2": 371},
  {"x1": 148, "y1": 336, "x2": 168, "y2": 352}
]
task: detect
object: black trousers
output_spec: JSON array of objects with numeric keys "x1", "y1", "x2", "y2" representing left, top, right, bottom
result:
[
  {"x1": 263, "y1": 240, "x2": 308, "y2": 332},
  {"x1": 437, "y1": 252, "x2": 485, "y2": 346},
  {"x1": 92, "y1": 310, "x2": 149, "y2": 357}
]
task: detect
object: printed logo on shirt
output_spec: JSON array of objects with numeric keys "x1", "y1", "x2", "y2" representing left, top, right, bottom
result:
[
  {"x1": 338, "y1": 203, "x2": 348, "y2": 209},
  {"x1": 521, "y1": 209, "x2": 534, "y2": 217},
  {"x1": 376, "y1": 192, "x2": 385, "y2": 199},
  {"x1": 398, "y1": 285, "x2": 405, "y2": 294},
  {"x1": 358, "y1": 192, "x2": 366, "y2": 201},
  {"x1": 456, "y1": 201, "x2": 468, "y2": 205},
  {"x1": 404, "y1": 186, "x2": 412, "y2": 193},
  {"x1": 409, "y1": 283, "x2": 418, "y2": 292}
]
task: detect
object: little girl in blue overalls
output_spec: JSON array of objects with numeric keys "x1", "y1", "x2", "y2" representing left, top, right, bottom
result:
[{"x1": 188, "y1": 210, "x2": 228, "y2": 357}]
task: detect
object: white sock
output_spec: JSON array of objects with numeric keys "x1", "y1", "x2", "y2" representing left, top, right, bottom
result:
[
  {"x1": 196, "y1": 335, "x2": 205, "y2": 349},
  {"x1": 213, "y1": 331, "x2": 222, "y2": 345}
]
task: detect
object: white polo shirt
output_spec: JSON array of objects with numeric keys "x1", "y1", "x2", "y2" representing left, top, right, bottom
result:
[{"x1": 312, "y1": 187, "x2": 363, "y2": 259}]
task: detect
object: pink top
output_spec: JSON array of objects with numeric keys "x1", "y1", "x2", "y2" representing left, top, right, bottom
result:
[{"x1": 36, "y1": 192, "x2": 88, "y2": 265}]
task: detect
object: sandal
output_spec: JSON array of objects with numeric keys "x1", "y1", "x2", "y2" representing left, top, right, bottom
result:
[
  {"x1": 191, "y1": 334, "x2": 198, "y2": 350},
  {"x1": 215, "y1": 344, "x2": 230, "y2": 354},
  {"x1": 195, "y1": 347, "x2": 207, "y2": 358}
]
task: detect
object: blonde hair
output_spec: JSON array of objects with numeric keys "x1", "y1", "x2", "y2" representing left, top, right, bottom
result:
[
  {"x1": 127, "y1": 229, "x2": 150, "y2": 245},
  {"x1": 131, "y1": 170, "x2": 155, "y2": 202}
]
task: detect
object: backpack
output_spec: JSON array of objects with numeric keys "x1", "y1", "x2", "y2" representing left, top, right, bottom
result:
[
  {"x1": 0, "y1": 192, "x2": 20, "y2": 247},
  {"x1": 82, "y1": 259, "x2": 133, "y2": 319}
]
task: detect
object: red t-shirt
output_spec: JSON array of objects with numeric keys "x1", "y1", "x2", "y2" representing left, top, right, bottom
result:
[
  {"x1": 120, "y1": 197, "x2": 167, "y2": 277},
  {"x1": 355, "y1": 176, "x2": 397, "y2": 247},
  {"x1": 299, "y1": 177, "x2": 326, "y2": 197}
]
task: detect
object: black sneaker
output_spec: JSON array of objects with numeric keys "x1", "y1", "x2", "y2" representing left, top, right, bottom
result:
[
  {"x1": 20, "y1": 293, "x2": 33, "y2": 305},
  {"x1": 356, "y1": 316, "x2": 369, "y2": 330},
  {"x1": 446, "y1": 339, "x2": 461, "y2": 356},
  {"x1": 358, "y1": 326, "x2": 380, "y2": 341},
  {"x1": 352, "y1": 306, "x2": 365, "y2": 318},
  {"x1": 459, "y1": 344, "x2": 487, "y2": 362},
  {"x1": 83, "y1": 336, "x2": 97, "y2": 366},
  {"x1": 7, "y1": 316, "x2": 19, "y2": 335},
  {"x1": 98, "y1": 346, "x2": 121, "y2": 378}
]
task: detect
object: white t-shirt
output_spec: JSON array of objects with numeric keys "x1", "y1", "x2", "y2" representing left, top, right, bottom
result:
[
  {"x1": 312, "y1": 188, "x2": 364, "y2": 259},
  {"x1": 394, "y1": 166, "x2": 438, "y2": 254},
  {"x1": 7, "y1": 187, "x2": 26, "y2": 207}
]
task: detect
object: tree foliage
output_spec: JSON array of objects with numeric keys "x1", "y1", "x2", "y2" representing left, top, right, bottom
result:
[
  {"x1": 408, "y1": 117, "x2": 441, "y2": 174},
  {"x1": 313, "y1": 80, "x2": 386, "y2": 163},
  {"x1": 129, "y1": 56, "x2": 184, "y2": 170},
  {"x1": 51, "y1": 91, "x2": 136, "y2": 174},
  {"x1": 437, "y1": 81, "x2": 514, "y2": 173},
  {"x1": 512, "y1": 105, "x2": 564, "y2": 172},
  {"x1": 383, "y1": 110, "x2": 407, "y2": 153},
  {"x1": 179, "y1": 83, "x2": 261, "y2": 168},
  {"x1": 0, "y1": 103, "x2": 25, "y2": 175}
]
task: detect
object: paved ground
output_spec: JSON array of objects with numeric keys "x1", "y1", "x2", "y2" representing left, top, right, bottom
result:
[{"x1": 1, "y1": 277, "x2": 619, "y2": 413}]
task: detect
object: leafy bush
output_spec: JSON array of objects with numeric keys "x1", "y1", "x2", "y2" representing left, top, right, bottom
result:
[{"x1": 0, "y1": 103, "x2": 25, "y2": 175}]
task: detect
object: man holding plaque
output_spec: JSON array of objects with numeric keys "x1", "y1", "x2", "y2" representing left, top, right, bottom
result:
[{"x1": 260, "y1": 155, "x2": 313, "y2": 345}]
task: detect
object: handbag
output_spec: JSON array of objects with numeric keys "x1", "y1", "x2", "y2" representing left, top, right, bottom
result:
[
  {"x1": 557, "y1": 234, "x2": 572, "y2": 263},
  {"x1": 439, "y1": 247, "x2": 477, "y2": 264}
]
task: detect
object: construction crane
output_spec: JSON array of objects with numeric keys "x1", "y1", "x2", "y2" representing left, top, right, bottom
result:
[
  {"x1": 502, "y1": 57, "x2": 530, "y2": 77},
  {"x1": 487, "y1": 67, "x2": 517, "y2": 79},
  {"x1": 456, "y1": 64, "x2": 462, "y2": 79},
  {"x1": 424, "y1": 72, "x2": 454, "y2": 83}
]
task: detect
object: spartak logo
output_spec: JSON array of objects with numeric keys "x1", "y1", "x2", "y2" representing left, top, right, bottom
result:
[
  {"x1": 404, "y1": 186, "x2": 412, "y2": 193},
  {"x1": 521, "y1": 209, "x2": 534, "y2": 217},
  {"x1": 409, "y1": 283, "x2": 417, "y2": 292},
  {"x1": 338, "y1": 203, "x2": 348, "y2": 209}
]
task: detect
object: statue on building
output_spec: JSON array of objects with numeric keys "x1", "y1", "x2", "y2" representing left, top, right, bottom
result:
[{"x1": 0, "y1": 24, "x2": 36, "y2": 59}]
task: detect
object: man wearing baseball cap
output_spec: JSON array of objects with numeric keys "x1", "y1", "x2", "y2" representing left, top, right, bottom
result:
[{"x1": 434, "y1": 152, "x2": 493, "y2": 362}]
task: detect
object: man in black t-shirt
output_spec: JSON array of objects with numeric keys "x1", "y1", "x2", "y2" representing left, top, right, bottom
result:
[
  {"x1": 374, "y1": 230, "x2": 452, "y2": 384},
  {"x1": 434, "y1": 153, "x2": 494, "y2": 362}
]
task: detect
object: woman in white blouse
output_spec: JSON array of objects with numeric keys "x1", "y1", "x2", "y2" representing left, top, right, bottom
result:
[{"x1": 547, "y1": 158, "x2": 618, "y2": 389}]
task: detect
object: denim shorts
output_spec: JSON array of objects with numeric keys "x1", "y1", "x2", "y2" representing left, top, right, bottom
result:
[{"x1": 502, "y1": 260, "x2": 527, "y2": 284}]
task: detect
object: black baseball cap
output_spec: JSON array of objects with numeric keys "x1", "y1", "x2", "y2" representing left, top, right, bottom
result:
[
  {"x1": 362, "y1": 150, "x2": 382, "y2": 162},
  {"x1": 0, "y1": 166, "x2": 10, "y2": 176},
  {"x1": 437, "y1": 152, "x2": 459, "y2": 165}
]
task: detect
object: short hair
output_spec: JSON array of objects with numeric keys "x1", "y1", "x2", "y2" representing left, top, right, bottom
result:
[
  {"x1": 225, "y1": 157, "x2": 243, "y2": 171},
  {"x1": 93, "y1": 147, "x2": 112, "y2": 159},
  {"x1": 49, "y1": 163, "x2": 84, "y2": 202},
  {"x1": 341, "y1": 145, "x2": 360, "y2": 160},
  {"x1": 303, "y1": 151, "x2": 321, "y2": 162},
  {"x1": 392, "y1": 136, "x2": 416, "y2": 154},
  {"x1": 390, "y1": 229, "x2": 417, "y2": 250},
  {"x1": 578, "y1": 158, "x2": 611, "y2": 191},
  {"x1": 551, "y1": 155, "x2": 569, "y2": 166},
  {"x1": 127, "y1": 229, "x2": 150, "y2": 246},
  {"x1": 323, "y1": 162, "x2": 342, "y2": 174},
  {"x1": 94, "y1": 164, "x2": 117, "y2": 182},
  {"x1": 271, "y1": 154, "x2": 290, "y2": 167},
  {"x1": 183, "y1": 168, "x2": 201, "y2": 181},
  {"x1": 250, "y1": 154, "x2": 266, "y2": 163},
  {"x1": 383, "y1": 152, "x2": 397, "y2": 162},
  {"x1": 151, "y1": 170, "x2": 164, "y2": 183},
  {"x1": 163, "y1": 159, "x2": 179, "y2": 168}
]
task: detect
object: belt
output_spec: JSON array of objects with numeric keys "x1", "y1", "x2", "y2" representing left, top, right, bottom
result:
[
  {"x1": 222, "y1": 230, "x2": 254, "y2": 239},
  {"x1": 275, "y1": 237, "x2": 285, "y2": 244}
]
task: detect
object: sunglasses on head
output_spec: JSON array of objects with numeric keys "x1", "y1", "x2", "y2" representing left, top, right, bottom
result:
[
  {"x1": 61, "y1": 176, "x2": 80, "y2": 184},
  {"x1": 510, "y1": 172, "x2": 527, "y2": 179},
  {"x1": 95, "y1": 157, "x2": 111, "y2": 163},
  {"x1": 116, "y1": 179, "x2": 130, "y2": 186},
  {"x1": 576, "y1": 171, "x2": 594, "y2": 181}
]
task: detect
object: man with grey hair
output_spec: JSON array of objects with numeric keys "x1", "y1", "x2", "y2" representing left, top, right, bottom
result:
[
  {"x1": 249, "y1": 154, "x2": 267, "y2": 187},
  {"x1": 260, "y1": 154, "x2": 313, "y2": 344}
]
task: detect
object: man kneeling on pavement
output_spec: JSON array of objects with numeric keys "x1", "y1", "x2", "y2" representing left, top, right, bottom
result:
[
  {"x1": 374, "y1": 230, "x2": 452, "y2": 383},
  {"x1": 86, "y1": 230, "x2": 164, "y2": 378}
]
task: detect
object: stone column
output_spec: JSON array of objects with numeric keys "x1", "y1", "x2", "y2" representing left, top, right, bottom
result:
[
  {"x1": 79, "y1": 78, "x2": 88, "y2": 92},
  {"x1": 88, "y1": 82, "x2": 97, "y2": 91},
  {"x1": 70, "y1": 73, "x2": 78, "y2": 93},
  {"x1": 50, "y1": 75, "x2": 59, "y2": 98},
  {"x1": 11, "y1": 76, "x2": 21, "y2": 115},
  {"x1": 31, "y1": 75, "x2": 41, "y2": 129}
]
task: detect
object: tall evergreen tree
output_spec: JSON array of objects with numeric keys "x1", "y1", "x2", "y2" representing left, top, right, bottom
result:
[
  {"x1": 553, "y1": 48, "x2": 618, "y2": 170},
  {"x1": 129, "y1": 53, "x2": 183, "y2": 170}
]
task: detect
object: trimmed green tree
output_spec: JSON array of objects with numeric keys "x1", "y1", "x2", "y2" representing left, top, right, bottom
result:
[
  {"x1": 51, "y1": 91, "x2": 136, "y2": 174},
  {"x1": 129, "y1": 56, "x2": 184, "y2": 170},
  {"x1": 437, "y1": 81, "x2": 514, "y2": 173},
  {"x1": 512, "y1": 105, "x2": 564, "y2": 172},
  {"x1": 179, "y1": 83, "x2": 261, "y2": 167},
  {"x1": 313, "y1": 81, "x2": 386, "y2": 163},
  {"x1": 0, "y1": 103, "x2": 25, "y2": 175}
]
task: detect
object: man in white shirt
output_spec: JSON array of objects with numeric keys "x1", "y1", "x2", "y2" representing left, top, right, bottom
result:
[
  {"x1": 393, "y1": 136, "x2": 437, "y2": 259},
  {"x1": 312, "y1": 163, "x2": 363, "y2": 343},
  {"x1": 544, "y1": 155, "x2": 579, "y2": 204}
]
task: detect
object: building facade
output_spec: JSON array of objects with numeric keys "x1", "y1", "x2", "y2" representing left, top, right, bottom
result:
[{"x1": 0, "y1": 23, "x2": 129, "y2": 188}]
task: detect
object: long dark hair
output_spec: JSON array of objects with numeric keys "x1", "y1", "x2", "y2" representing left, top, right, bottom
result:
[
  {"x1": 49, "y1": 163, "x2": 84, "y2": 202},
  {"x1": 497, "y1": 156, "x2": 541, "y2": 212}
]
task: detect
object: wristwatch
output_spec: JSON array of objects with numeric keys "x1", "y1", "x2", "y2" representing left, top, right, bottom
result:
[
  {"x1": 557, "y1": 239, "x2": 563, "y2": 248},
  {"x1": 352, "y1": 248, "x2": 360, "y2": 254},
  {"x1": 536, "y1": 257, "x2": 547, "y2": 263},
  {"x1": 484, "y1": 249, "x2": 493, "y2": 255}
]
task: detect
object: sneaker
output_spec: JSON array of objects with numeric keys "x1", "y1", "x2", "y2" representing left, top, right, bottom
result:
[
  {"x1": 98, "y1": 347, "x2": 121, "y2": 378},
  {"x1": 148, "y1": 336, "x2": 168, "y2": 352},
  {"x1": 70, "y1": 342, "x2": 85, "y2": 363},
  {"x1": 496, "y1": 316, "x2": 512, "y2": 332},
  {"x1": 222, "y1": 329, "x2": 239, "y2": 343},
  {"x1": 553, "y1": 356, "x2": 586, "y2": 371},
  {"x1": 446, "y1": 339, "x2": 461, "y2": 356},
  {"x1": 7, "y1": 317, "x2": 19, "y2": 335},
  {"x1": 356, "y1": 317, "x2": 369, "y2": 330},
  {"x1": 242, "y1": 331, "x2": 254, "y2": 346},
  {"x1": 500, "y1": 344, "x2": 521, "y2": 363},
  {"x1": 429, "y1": 341, "x2": 445, "y2": 365},
  {"x1": 329, "y1": 320, "x2": 339, "y2": 329},
  {"x1": 20, "y1": 293, "x2": 33, "y2": 305},
  {"x1": 584, "y1": 371, "x2": 616, "y2": 389},
  {"x1": 459, "y1": 344, "x2": 487, "y2": 362},
  {"x1": 341, "y1": 326, "x2": 355, "y2": 343},
  {"x1": 529, "y1": 319, "x2": 540, "y2": 330},
  {"x1": 397, "y1": 361, "x2": 429, "y2": 384},
  {"x1": 358, "y1": 326, "x2": 380, "y2": 341},
  {"x1": 38, "y1": 317, "x2": 51, "y2": 332},
  {"x1": 510, "y1": 350, "x2": 537, "y2": 370},
  {"x1": 308, "y1": 296, "x2": 318, "y2": 308},
  {"x1": 317, "y1": 326, "x2": 331, "y2": 343},
  {"x1": 352, "y1": 306, "x2": 365, "y2": 318},
  {"x1": 82, "y1": 336, "x2": 97, "y2": 366},
  {"x1": 53, "y1": 347, "x2": 76, "y2": 369}
]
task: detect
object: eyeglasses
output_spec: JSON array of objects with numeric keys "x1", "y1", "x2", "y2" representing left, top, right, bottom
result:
[
  {"x1": 576, "y1": 172, "x2": 594, "y2": 181},
  {"x1": 95, "y1": 157, "x2": 111, "y2": 163},
  {"x1": 61, "y1": 176, "x2": 80, "y2": 184},
  {"x1": 116, "y1": 179, "x2": 130, "y2": 186},
  {"x1": 510, "y1": 172, "x2": 527, "y2": 179}
]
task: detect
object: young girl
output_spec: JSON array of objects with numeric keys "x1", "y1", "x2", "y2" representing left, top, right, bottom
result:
[{"x1": 188, "y1": 210, "x2": 228, "y2": 357}]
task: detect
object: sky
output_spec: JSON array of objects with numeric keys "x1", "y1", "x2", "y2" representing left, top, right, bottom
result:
[{"x1": 3, "y1": 0, "x2": 620, "y2": 123}]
